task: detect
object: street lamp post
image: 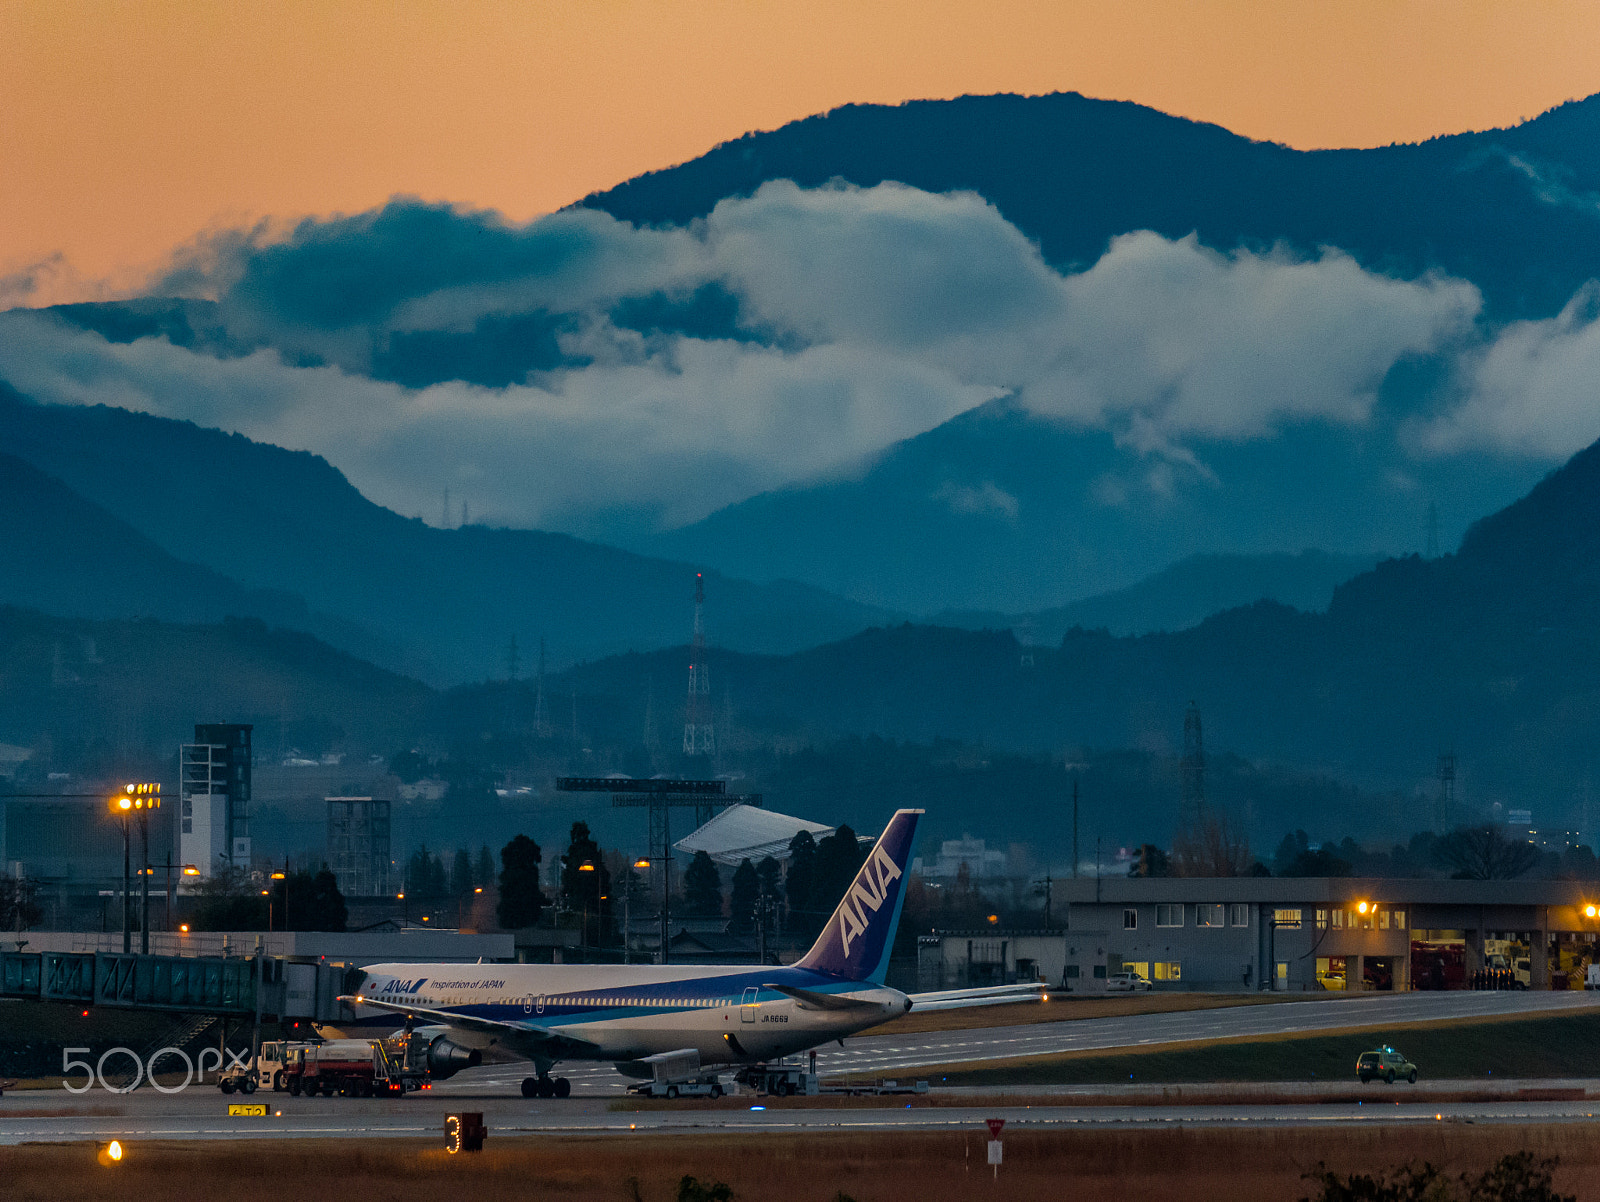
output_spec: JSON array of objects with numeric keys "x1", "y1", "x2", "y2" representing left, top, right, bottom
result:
[{"x1": 112, "y1": 784, "x2": 161, "y2": 955}]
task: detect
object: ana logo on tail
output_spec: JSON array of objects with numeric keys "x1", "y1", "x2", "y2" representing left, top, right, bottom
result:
[{"x1": 838, "y1": 842, "x2": 904, "y2": 957}]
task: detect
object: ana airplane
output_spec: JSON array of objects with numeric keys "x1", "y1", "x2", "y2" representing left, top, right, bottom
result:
[{"x1": 341, "y1": 808, "x2": 941, "y2": 1098}]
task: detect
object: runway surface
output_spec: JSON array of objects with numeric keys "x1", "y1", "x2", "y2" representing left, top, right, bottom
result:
[
  {"x1": 437, "y1": 988, "x2": 1600, "y2": 1097},
  {"x1": 5, "y1": 991, "x2": 1598, "y2": 1144},
  {"x1": 6, "y1": 1086, "x2": 1600, "y2": 1144}
]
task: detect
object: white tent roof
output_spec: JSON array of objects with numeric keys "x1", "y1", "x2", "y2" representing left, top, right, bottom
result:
[{"x1": 673, "y1": 804, "x2": 834, "y2": 867}]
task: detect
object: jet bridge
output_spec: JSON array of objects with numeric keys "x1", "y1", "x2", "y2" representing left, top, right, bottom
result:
[{"x1": 0, "y1": 948, "x2": 354, "y2": 1022}]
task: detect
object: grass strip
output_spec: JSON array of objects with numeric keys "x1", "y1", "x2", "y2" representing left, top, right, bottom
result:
[{"x1": 931, "y1": 1010, "x2": 1600, "y2": 1086}]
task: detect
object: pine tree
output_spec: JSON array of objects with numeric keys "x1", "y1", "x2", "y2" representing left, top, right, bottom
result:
[
  {"x1": 785, "y1": 830, "x2": 818, "y2": 936},
  {"x1": 451, "y1": 848, "x2": 473, "y2": 895},
  {"x1": 728, "y1": 858, "x2": 759, "y2": 934},
  {"x1": 475, "y1": 845, "x2": 496, "y2": 889},
  {"x1": 684, "y1": 850, "x2": 724, "y2": 918},
  {"x1": 813, "y1": 825, "x2": 863, "y2": 918},
  {"x1": 497, "y1": 835, "x2": 545, "y2": 929},
  {"x1": 560, "y1": 822, "x2": 611, "y2": 943}
]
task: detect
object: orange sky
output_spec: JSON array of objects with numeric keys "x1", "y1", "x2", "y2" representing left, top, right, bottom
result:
[{"x1": 5, "y1": 0, "x2": 1600, "y2": 297}]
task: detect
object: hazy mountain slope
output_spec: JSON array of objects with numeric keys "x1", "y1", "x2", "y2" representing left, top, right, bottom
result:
[
  {"x1": 0, "y1": 606, "x2": 433, "y2": 768},
  {"x1": 0, "y1": 450, "x2": 403, "y2": 664},
  {"x1": 584, "y1": 90, "x2": 1600, "y2": 320},
  {"x1": 644, "y1": 402, "x2": 1540, "y2": 612},
  {"x1": 560, "y1": 435, "x2": 1600, "y2": 819},
  {"x1": 932, "y1": 549, "x2": 1381, "y2": 639},
  {"x1": 0, "y1": 387, "x2": 895, "y2": 681}
]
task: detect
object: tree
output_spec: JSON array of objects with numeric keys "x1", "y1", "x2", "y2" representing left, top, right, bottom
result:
[
  {"x1": 304, "y1": 867, "x2": 348, "y2": 931},
  {"x1": 756, "y1": 856, "x2": 783, "y2": 906},
  {"x1": 1171, "y1": 806, "x2": 1252, "y2": 877},
  {"x1": 0, "y1": 876, "x2": 43, "y2": 931},
  {"x1": 450, "y1": 848, "x2": 473, "y2": 896},
  {"x1": 559, "y1": 822, "x2": 611, "y2": 943},
  {"x1": 1128, "y1": 844, "x2": 1170, "y2": 877},
  {"x1": 406, "y1": 844, "x2": 449, "y2": 900},
  {"x1": 497, "y1": 834, "x2": 545, "y2": 929},
  {"x1": 728, "y1": 858, "x2": 760, "y2": 935},
  {"x1": 188, "y1": 866, "x2": 267, "y2": 931},
  {"x1": 785, "y1": 830, "x2": 818, "y2": 935},
  {"x1": 475, "y1": 844, "x2": 496, "y2": 888},
  {"x1": 812, "y1": 825, "x2": 864, "y2": 918},
  {"x1": 682, "y1": 851, "x2": 723, "y2": 919},
  {"x1": 1433, "y1": 825, "x2": 1543, "y2": 880}
]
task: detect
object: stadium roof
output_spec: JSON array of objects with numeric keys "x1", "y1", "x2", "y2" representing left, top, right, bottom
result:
[{"x1": 673, "y1": 803, "x2": 833, "y2": 866}]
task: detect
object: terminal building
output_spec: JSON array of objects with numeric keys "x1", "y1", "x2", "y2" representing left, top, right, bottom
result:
[{"x1": 918, "y1": 877, "x2": 1600, "y2": 993}]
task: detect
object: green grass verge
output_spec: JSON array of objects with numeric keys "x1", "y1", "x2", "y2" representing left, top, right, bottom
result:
[{"x1": 935, "y1": 1011, "x2": 1600, "y2": 1086}]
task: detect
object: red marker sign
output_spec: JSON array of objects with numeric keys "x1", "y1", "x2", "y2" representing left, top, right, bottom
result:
[{"x1": 986, "y1": 1118, "x2": 1006, "y2": 1139}]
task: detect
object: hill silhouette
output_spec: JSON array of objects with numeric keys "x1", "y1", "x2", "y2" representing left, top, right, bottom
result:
[
  {"x1": 0, "y1": 385, "x2": 895, "y2": 682},
  {"x1": 584, "y1": 90, "x2": 1600, "y2": 321}
]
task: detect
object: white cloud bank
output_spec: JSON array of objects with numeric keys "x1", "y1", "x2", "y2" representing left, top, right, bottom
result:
[{"x1": 0, "y1": 180, "x2": 1589, "y2": 534}]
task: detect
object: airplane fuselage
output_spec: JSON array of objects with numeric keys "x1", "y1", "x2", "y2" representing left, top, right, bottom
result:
[{"x1": 351, "y1": 961, "x2": 910, "y2": 1065}]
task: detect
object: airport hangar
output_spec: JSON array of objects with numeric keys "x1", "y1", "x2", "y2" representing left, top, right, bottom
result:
[{"x1": 919, "y1": 877, "x2": 1600, "y2": 994}]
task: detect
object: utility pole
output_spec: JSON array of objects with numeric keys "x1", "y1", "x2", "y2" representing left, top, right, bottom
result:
[{"x1": 1072, "y1": 775, "x2": 1080, "y2": 879}]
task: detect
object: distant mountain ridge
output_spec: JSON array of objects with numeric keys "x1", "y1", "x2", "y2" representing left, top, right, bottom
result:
[
  {"x1": 0, "y1": 385, "x2": 896, "y2": 683},
  {"x1": 932, "y1": 549, "x2": 1381, "y2": 639},
  {"x1": 583, "y1": 90, "x2": 1600, "y2": 320}
]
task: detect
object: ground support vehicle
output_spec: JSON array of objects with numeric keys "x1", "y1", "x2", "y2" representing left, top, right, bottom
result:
[
  {"x1": 279, "y1": 1036, "x2": 427, "y2": 1097},
  {"x1": 819, "y1": 1076, "x2": 930, "y2": 1096},
  {"x1": 0, "y1": 1077, "x2": 15, "y2": 1096},
  {"x1": 734, "y1": 1061, "x2": 821, "y2": 1097},
  {"x1": 629, "y1": 1075, "x2": 726, "y2": 1099},
  {"x1": 1357, "y1": 1046, "x2": 1418, "y2": 1084}
]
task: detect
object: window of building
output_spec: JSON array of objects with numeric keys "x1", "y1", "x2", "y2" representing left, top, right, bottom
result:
[
  {"x1": 1229, "y1": 904, "x2": 1249, "y2": 927},
  {"x1": 1123, "y1": 908, "x2": 1138, "y2": 930},
  {"x1": 1093, "y1": 964, "x2": 1107, "y2": 978},
  {"x1": 1393, "y1": 909, "x2": 1406, "y2": 930},
  {"x1": 1272, "y1": 909, "x2": 1302, "y2": 929},
  {"x1": 1124, "y1": 961, "x2": 1150, "y2": 981},
  {"x1": 1332, "y1": 909, "x2": 1344, "y2": 929},
  {"x1": 1276, "y1": 961, "x2": 1288, "y2": 982},
  {"x1": 1316, "y1": 909, "x2": 1329, "y2": 930},
  {"x1": 1379, "y1": 909, "x2": 1391, "y2": 930},
  {"x1": 1156, "y1": 904, "x2": 1184, "y2": 928},
  {"x1": 1197, "y1": 904, "x2": 1224, "y2": 927},
  {"x1": 1153, "y1": 961, "x2": 1181, "y2": 981},
  {"x1": 1064, "y1": 965, "x2": 1081, "y2": 978}
]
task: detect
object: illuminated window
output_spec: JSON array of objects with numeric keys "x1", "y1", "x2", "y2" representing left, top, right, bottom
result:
[
  {"x1": 1153, "y1": 962, "x2": 1181, "y2": 981},
  {"x1": 1379, "y1": 909, "x2": 1391, "y2": 930},
  {"x1": 1332, "y1": 909, "x2": 1344, "y2": 929},
  {"x1": 1156, "y1": 904, "x2": 1184, "y2": 928},
  {"x1": 1315, "y1": 909, "x2": 1329, "y2": 930},
  {"x1": 1123, "y1": 961, "x2": 1150, "y2": 981},
  {"x1": 1273, "y1": 909, "x2": 1302, "y2": 929},
  {"x1": 1393, "y1": 909, "x2": 1406, "y2": 930}
]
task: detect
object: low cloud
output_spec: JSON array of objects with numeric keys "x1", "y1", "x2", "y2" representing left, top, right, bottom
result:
[{"x1": 6, "y1": 180, "x2": 1578, "y2": 535}]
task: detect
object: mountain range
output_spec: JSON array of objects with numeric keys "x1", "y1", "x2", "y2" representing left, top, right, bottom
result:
[{"x1": 18, "y1": 91, "x2": 1600, "y2": 613}]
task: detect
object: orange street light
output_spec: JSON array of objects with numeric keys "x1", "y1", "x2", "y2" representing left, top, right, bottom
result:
[
  {"x1": 474, "y1": 887, "x2": 483, "y2": 894},
  {"x1": 1357, "y1": 900, "x2": 1371, "y2": 914},
  {"x1": 1586, "y1": 904, "x2": 1598, "y2": 919},
  {"x1": 178, "y1": 924, "x2": 189, "y2": 934},
  {"x1": 182, "y1": 865, "x2": 200, "y2": 876},
  {"x1": 578, "y1": 863, "x2": 596, "y2": 872},
  {"x1": 633, "y1": 858, "x2": 651, "y2": 869},
  {"x1": 270, "y1": 872, "x2": 286, "y2": 880}
]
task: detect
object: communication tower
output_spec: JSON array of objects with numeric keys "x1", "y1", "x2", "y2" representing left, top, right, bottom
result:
[
  {"x1": 533, "y1": 637, "x2": 550, "y2": 738},
  {"x1": 683, "y1": 574, "x2": 715, "y2": 757}
]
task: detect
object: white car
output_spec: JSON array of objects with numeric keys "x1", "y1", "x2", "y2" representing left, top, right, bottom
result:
[{"x1": 1106, "y1": 972, "x2": 1152, "y2": 992}]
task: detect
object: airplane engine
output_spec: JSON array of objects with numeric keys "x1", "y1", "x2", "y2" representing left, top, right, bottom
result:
[{"x1": 425, "y1": 1035, "x2": 483, "y2": 1079}]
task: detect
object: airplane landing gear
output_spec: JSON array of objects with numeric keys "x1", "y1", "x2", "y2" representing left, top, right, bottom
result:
[{"x1": 521, "y1": 1075, "x2": 571, "y2": 1099}]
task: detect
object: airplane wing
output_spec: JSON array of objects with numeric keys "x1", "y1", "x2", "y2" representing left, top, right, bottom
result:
[
  {"x1": 906, "y1": 983, "x2": 1049, "y2": 1012},
  {"x1": 762, "y1": 983, "x2": 881, "y2": 1012},
  {"x1": 336, "y1": 995, "x2": 601, "y2": 1055}
]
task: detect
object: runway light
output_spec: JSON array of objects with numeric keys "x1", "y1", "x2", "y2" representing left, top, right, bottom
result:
[
  {"x1": 749, "y1": 1106, "x2": 765, "y2": 1111},
  {"x1": 179, "y1": 924, "x2": 189, "y2": 933},
  {"x1": 97, "y1": 1139, "x2": 124, "y2": 1165}
]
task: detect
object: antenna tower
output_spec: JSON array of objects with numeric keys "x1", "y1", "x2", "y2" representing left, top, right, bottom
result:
[
  {"x1": 533, "y1": 637, "x2": 550, "y2": 738},
  {"x1": 1180, "y1": 701, "x2": 1206, "y2": 829},
  {"x1": 1436, "y1": 751, "x2": 1456, "y2": 832},
  {"x1": 1425, "y1": 503, "x2": 1441, "y2": 560},
  {"x1": 683, "y1": 573, "x2": 715, "y2": 757}
]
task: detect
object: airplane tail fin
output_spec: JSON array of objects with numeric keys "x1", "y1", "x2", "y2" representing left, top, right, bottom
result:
[{"x1": 794, "y1": 809, "x2": 922, "y2": 984}]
